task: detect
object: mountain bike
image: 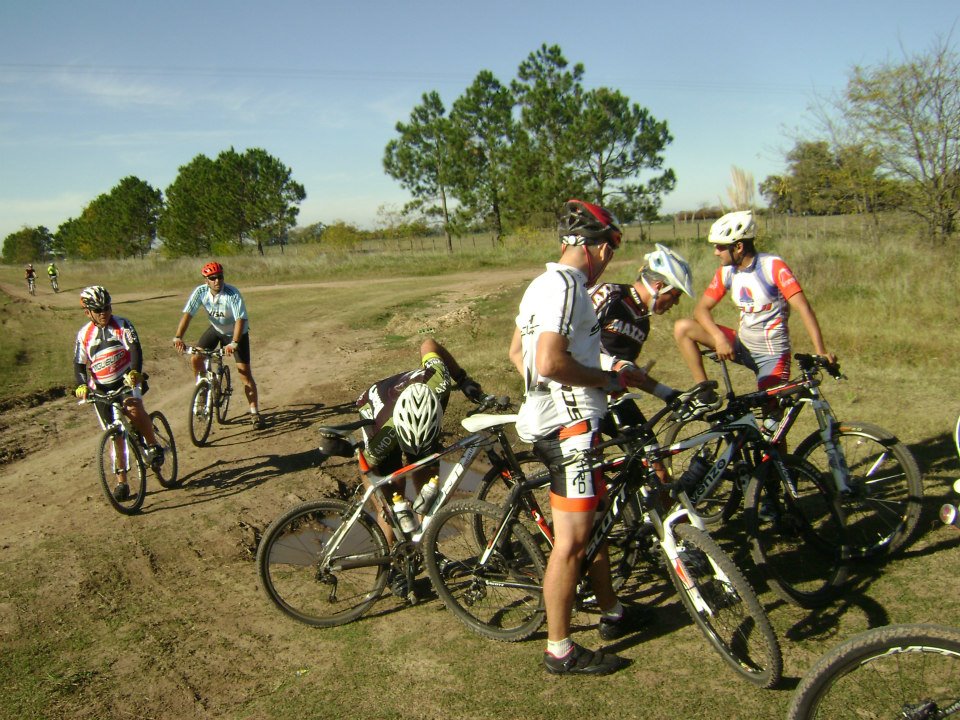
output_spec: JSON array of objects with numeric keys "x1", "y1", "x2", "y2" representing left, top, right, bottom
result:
[
  {"x1": 81, "y1": 386, "x2": 179, "y2": 514},
  {"x1": 27, "y1": 276, "x2": 36, "y2": 295},
  {"x1": 49, "y1": 274, "x2": 59, "y2": 292},
  {"x1": 787, "y1": 623, "x2": 960, "y2": 719},
  {"x1": 664, "y1": 352, "x2": 922, "y2": 560},
  {"x1": 256, "y1": 394, "x2": 521, "y2": 628},
  {"x1": 184, "y1": 347, "x2": 233, "y2": 446},
  {"x1": 422, "y1": 383, "x2": 783, "y2": 688}
]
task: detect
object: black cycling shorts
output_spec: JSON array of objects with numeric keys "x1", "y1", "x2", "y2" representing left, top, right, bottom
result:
[{"x1": 197, "y1": 326, "x2": 251, "y2": 364}]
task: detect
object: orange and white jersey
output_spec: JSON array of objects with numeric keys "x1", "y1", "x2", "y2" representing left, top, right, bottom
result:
[
  {"x1": 73, "y1": 316, "x2": 139, "y2": 387},
  {"x1": 703, "y1": 253, "x2": 803, "y2": 356}
]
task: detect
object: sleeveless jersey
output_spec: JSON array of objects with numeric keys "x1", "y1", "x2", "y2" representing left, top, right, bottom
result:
[
  {"x1": 356, "y1": 353, "x2": 452, "y2": 467},
  {"x1": 703, "y1": 252, "x2": 803, "y2": 356},
  {"x1": 182, "y1": 284, "x2": 250, "y2": 337},
  {"x1": 73, "y1": 316, "x2": 139, "y2": 388},
  {"x1": 589, "y1": 282, "x2": 650, "y2": 369},
  {"x1": 515, "y1": 263, "x2": 606, "y2": 441}
]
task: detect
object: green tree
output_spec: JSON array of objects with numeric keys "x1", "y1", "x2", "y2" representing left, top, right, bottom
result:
[
  {"x1": 447, "y1": 70, "x2": 516, "y2": 239},
  {"x1": 508, "y1": 44, "x2": 586, "y2": 223},
  {"x1": 161, "y1": 148, "x2": 304, "y2": 257},
  {"x1": 574, "y1": 87, "x2": 676, "y2": 223},
  {"x1": 383, "y1": 91, "x2": 455, "y2": 251},
  {"x1": 842, "y1": 37, "x2": 960, "y2": 239},
  {"x1": 2, "y1": 226, "x2": 52, "y2": 264}
]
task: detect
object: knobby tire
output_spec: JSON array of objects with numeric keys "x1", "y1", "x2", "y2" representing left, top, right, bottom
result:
[
  {"x1": 216, "y1": 366, "x2": 232, "y2": 425},
  {"x1": 97, "y1": 427, "x2": 147, "y2": 514},
  {"x1": 189, "y1": 381, "x2": 213, "y2": 446},
  {"x1": 149, "y1": 411, "x2": 180, "y2": 488}
]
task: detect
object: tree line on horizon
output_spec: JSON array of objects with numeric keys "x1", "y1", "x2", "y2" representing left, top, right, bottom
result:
[{"x1": 3, "y1": 38, "x2": 958, "y2": 265}]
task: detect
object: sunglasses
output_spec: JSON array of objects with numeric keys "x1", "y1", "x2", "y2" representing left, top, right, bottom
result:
[{"x1": 206, "y1": 274, "x2": 224, "y2": 281}]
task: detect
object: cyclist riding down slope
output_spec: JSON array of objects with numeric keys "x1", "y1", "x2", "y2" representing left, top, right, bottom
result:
[
  {"x1": 354, "y1": 338, "x2": 484, "y2": 596},
  {"x1": 674, "y1": 210, "x2": 836, "y2": 406},
  {"x1": 590, "y1": 242, "x2": 694, "y2": 430},
  {"x1": 509, "y1": 199, "x2": 651, "y2": 676},
  {"x1": 173, "y1": 262, "x2": 264, "y2": 429},
  {"x1": 73, "y1": 286, "x2": 164, "y2": 500}
]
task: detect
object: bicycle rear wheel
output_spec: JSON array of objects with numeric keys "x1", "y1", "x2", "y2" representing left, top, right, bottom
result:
[
  {"x1": 795, "y1": 422, "x2": 923, "y2": 559},
  {"x1": 216, "y1": 366, "x2": 232, "y2": 424},
  {"x1": 97, "y1": 428, "x2": 146, "y2": 514},
  {"x1": 257, "y1": 499, "x2": 389, "y2": 627},
  {"x1": 661, "y1": 418, "x2": 741, "y2": 526},
  {"x1": 787, "y1": 624, "x2": 960, "y2": 720},
  {"x1": 663, "y1": 523, "x2": 782, "y2": 688},
  {"x1": 422, "y1": 499, "x2": 546, "y2": 642},
  {"x1": 188, "y1": 381, "x2": 213, "y2": 446},
  {"x1": 149, "y1": 411, "x2": 179, "y2": 488},
  {"x1": 745, "y1": 457, "x2": 848, "y2": 608}
]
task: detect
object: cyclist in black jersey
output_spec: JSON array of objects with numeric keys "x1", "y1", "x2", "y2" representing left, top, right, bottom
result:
[{"x1": 590, "y1": 243, "x2": 695, "y2": 431}]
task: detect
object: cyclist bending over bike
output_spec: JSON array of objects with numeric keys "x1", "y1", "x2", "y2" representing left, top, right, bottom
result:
[
  {"x1": 354, "y1": 338, "x2": 484, "y2": 595},
  {"x1": 73, "y1": 286, "x2": 164, "y2": 500},
  {"x1": 172, "y1": 262, "x2": 264, "y2": 429},
  {"x1": 591, "y1": 242, "x2": 694, "y2": 430},
  {"x1": 674, "y1": 210, "x2": 836, "y2": 407},
  {"x1": 510, "y1": 199, "x2": 651, "y2": 676}
]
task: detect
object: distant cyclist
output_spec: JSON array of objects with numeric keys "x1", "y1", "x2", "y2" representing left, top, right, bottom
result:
[
  {"x1": 590, "y1": 243, "x2": 694, "y2": 430},
  {"x1": 674, "y1": 210, "x2": 835, "y2": 403},
  {"x1": 74, "y1": 286, "x2": 164, "y2": 500},
  {"x1": 24, "y1": 264, "x2": 36, "y2": 292},
  {"x1": 353, "y1": 338, "x2": 483, "y2": 595},
  {"x1": 47, "y1": 262, "x2": 59, "y2": 291},
  {"x1": 172, "y1": 262, "x2": 264, "y2": 429}
]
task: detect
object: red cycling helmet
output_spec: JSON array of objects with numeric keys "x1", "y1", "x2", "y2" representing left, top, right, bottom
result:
[
  {"x1": 201, "y1": 262, "x2": 223, "y2": 278},
  {"x1": 559, "y1": 200, "x2": 622, "y2": 249}
]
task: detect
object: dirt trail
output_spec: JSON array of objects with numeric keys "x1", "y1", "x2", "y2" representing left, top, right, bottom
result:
[{"x1": 0, "y1": 268, "x2": 538, "y2": 718}]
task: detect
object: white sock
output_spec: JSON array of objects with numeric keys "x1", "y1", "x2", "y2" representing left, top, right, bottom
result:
[{"x1": 547, "y1": 638, "x2": 573, "y2": 657}]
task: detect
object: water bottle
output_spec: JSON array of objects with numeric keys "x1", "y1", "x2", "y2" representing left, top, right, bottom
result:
[
  {"x1": 678, "y1": 455, "x2": 712, "y2": 492},
  {"x1": 760, "y1": 416, "x2": 780, "y2": 441},
  {"x1": 412, "y1": 476, "x2": 440, "y2": 514},
  {"x1": 392, "y1": 493, "x2": 419, "y2": 534}
]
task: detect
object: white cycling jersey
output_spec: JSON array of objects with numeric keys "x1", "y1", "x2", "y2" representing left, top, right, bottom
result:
[
  {"x1": 515, "y1": 263, "x2": 606, "y2": 442},
  {"x1": 182, "y1": 283, "x2": 250, "y2": 337}
]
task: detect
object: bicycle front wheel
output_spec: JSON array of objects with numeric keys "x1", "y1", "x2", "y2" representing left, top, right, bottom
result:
[
  {"x1": 216, "y1": 366, "x2": 232, "y2": 424},
  {"x1": 149, "y1": 411, "x2": 180, "y2": 488},
  {"x1": 745, "y1": 456, "x2": 848, "y2": 608},
  {"x1": 663, "y1": 523, "x2": 782, "y2": 688},
  {"x1": 257, "y1": 499, "x2": 389, "y2": 627},
  {"x1": 97, "y1": 428, "x2": 146, "y2": 514},
  {"x1": 787, "y1": 624, "x2": 960, "y2": 720},
  {"x1": 422, "y1": 499, "x2": 546, "y2": 642},
  {"x1": 795, "y1": 422, "x2": 923, "y2": 559},
  {"x1": 188, "y1": 381, "x2": 213, "y2": 446}
]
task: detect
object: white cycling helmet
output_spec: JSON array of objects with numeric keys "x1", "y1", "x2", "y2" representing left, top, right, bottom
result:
[
  {"x1": 709, "y1": 210, "x2": 756, "y2": 245},
  {"x1": 642, "y1": 243, "x2": 694, "y2": 299},
  {"x1": 393, "y1": 383, "x2": 443, "y2": 455}
]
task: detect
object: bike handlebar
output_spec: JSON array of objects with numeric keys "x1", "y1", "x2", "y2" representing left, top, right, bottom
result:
[
  {"x1": 465, "y1": 394, "x2": 512, "y2": 416},
  {"x1": 794, "y1": 352, "x2": 844, "y2": 380},
  {"x1": 183, "y1": 346, "x2": 226, "y2": 358}
]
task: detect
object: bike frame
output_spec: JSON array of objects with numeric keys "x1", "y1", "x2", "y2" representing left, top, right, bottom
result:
[
  {"x1": 318, "y1": 414, "x2": 524, "y2": 570},
  {"x1": 187, "y1": 347, "x2": 227, "y2": 413},
  {"x1": 83, "y1": 388, "x2": 139, "y2": 472}
]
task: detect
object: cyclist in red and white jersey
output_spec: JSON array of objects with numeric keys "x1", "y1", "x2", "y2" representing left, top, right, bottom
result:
[
  {"x1": 172, "y1": 262, "x2": 263, "y2": 428},
  {"x1": 73, "y1": 286, "x2": 163, "y2": 500},
  {"x1": 674, "y1": 210, "x2": 835, "y2": 396},
  {"x1": 509, "y1": 200, "x2": 650, "y2": 676}
]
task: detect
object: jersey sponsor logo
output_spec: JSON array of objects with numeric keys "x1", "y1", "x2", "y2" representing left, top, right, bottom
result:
[
  {"x1": 605, "y1": 318, "x2": 647, "y2": 344},
  {"x1": 365, "y1": 384, "x2": 385, "y2": 418},
  {"x1": 777, "y1": 267, "x2": 797, "y2": 289},
  {"x1": 738, "y1": 286, "x2": 755, "y2": 304},
  {"x1": 90, "y1": 347, "x2": 128, "y2": 377}
]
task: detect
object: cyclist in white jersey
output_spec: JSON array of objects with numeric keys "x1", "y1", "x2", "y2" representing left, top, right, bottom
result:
[
  {"x1": 172, "y1": 262, "x2": 263, "y2": 428},
  {"x1": 509, "y1": 200, "x2": 650, "y2": 676},
  {"x1": 674, "y1": 210, "x2": 835, "y2": 395}
]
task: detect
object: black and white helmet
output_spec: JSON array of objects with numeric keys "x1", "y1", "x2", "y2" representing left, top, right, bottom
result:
[
  {"x1": 559, "y1": 199, "x2": 622, "y2": 248},
  {"x1": 709, "y1": 210, "x2": 756, "y2": 245},
  {"x1": 392, "y1": 383, "x2": 442, "y2": 455},
  {"x1": 79, "y1": 285, "x2": 111, "y2": 311}
]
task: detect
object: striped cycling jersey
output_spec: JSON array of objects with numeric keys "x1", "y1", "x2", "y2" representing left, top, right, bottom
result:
[
  {"x1": 73, "y1": 316, "x2": 140, "y2": 388},
  {"x1": 703, "y1": 252, "x2": 803, "y2": 356},
  {"x1": 182, "y1": 283, "x2": 250, "y2": 337},
  {"x1": 515, "y1": 263, "x2": 606, "y2": 441}
]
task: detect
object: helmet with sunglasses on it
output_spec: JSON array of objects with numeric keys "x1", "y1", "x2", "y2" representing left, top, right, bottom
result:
[{"x1": 559, "y1": 200, "x2": 622, "y2": 249}]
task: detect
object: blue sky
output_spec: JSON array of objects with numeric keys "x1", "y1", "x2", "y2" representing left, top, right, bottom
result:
[{"x1": 1, "y1": 1, "x2": 957, "y2": 241}]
